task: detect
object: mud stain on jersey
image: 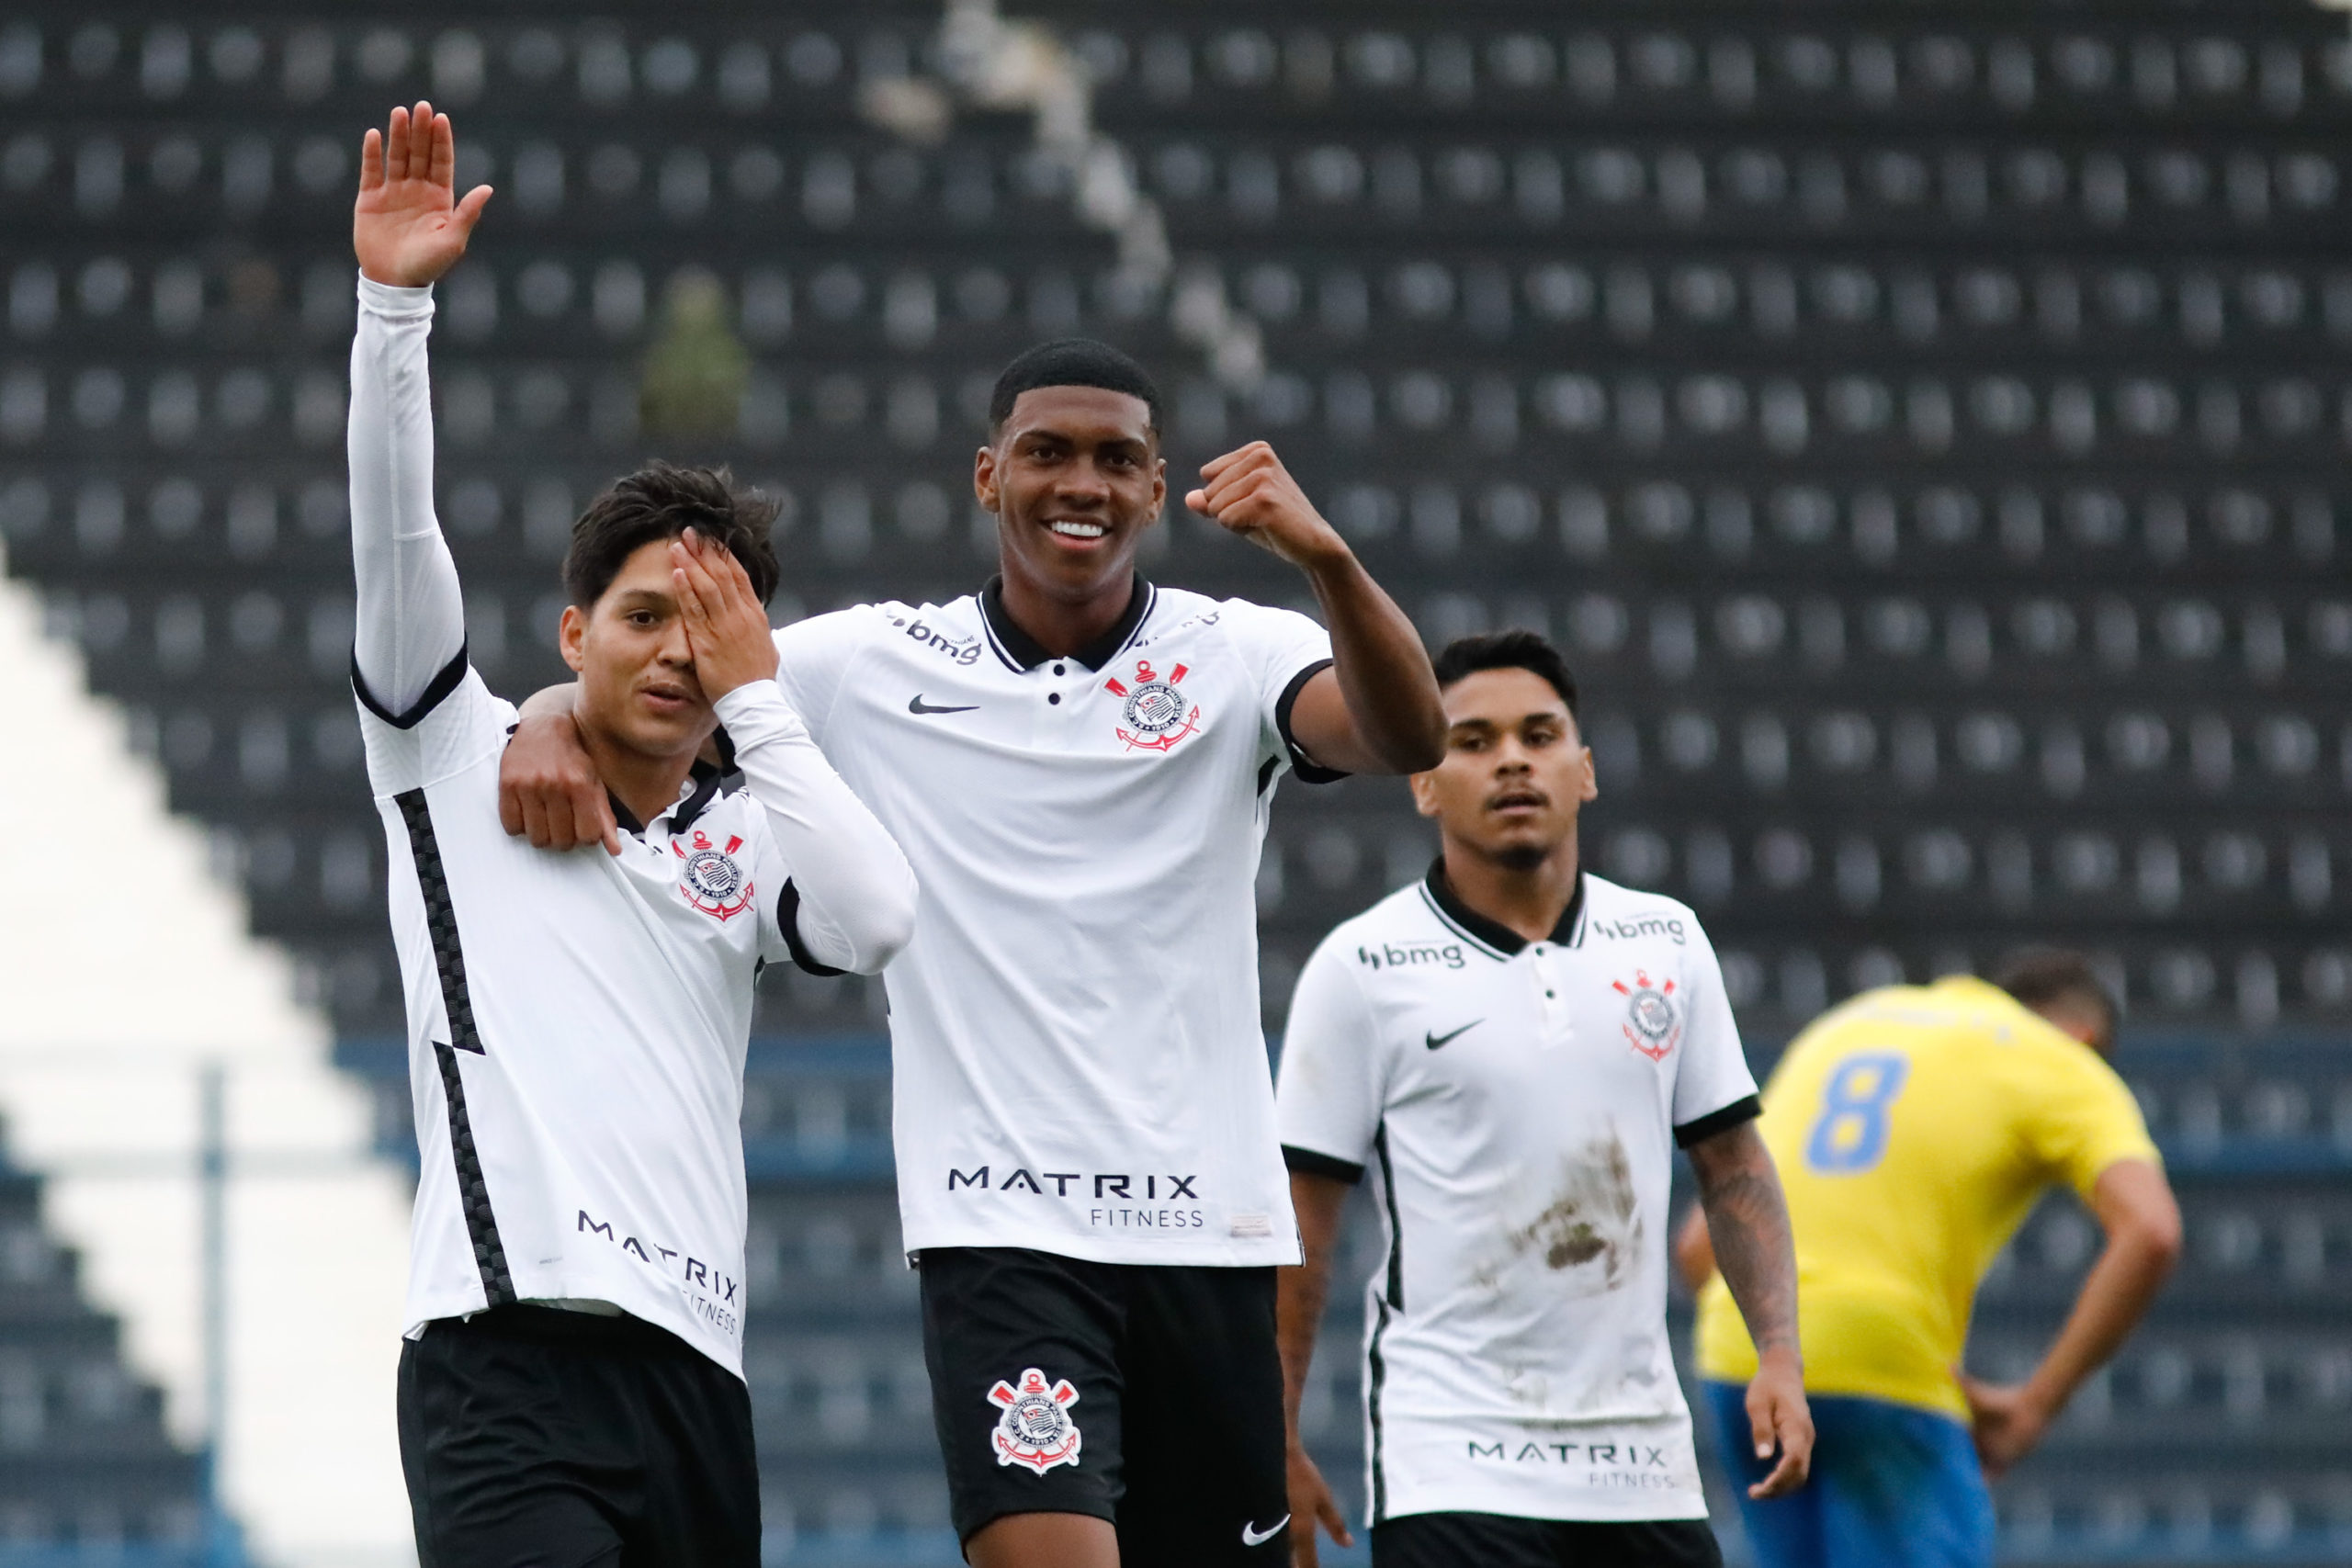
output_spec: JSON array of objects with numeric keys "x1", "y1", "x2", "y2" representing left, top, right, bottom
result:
[{"x1": 1500, "y1": 1129, "x2": 1642, "y2": 1296}]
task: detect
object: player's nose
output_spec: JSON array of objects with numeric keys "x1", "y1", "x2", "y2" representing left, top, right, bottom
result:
[{"x1": 1057, "y1": 462, "x2": 1114, "y2": 502}]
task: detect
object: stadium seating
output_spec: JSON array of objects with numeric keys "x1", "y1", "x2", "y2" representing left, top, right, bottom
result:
[
  {"x1": 0, "y1": 1124, "x2": 210, "y2": 1565},
  {"x1": 4, "y1": 3, "x2": 2348, "y2": 1562}
]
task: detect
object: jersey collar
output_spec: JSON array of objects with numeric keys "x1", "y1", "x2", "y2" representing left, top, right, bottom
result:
[
  {"x1": 979, "y1": 572, "x2": 1156, "y2": 672},
  {"x1": 608, "y1": 753, "x2": 729, "y2": 840},
  {"x1": 1420, "y1": 858, "x2": 1587, "y2": 958}
]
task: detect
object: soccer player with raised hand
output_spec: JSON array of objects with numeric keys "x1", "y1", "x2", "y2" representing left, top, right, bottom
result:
[
  {"x1": 348, "y1": 103, "x2": 916, "y2": 1568},
  {"x1": 502, "y1": 328, "x2": 1445, "y2": 1562}
]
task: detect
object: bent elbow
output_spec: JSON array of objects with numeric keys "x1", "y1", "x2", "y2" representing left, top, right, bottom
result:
[
  {"x1": 1366, "y1": 727, "x2": 1444, "y2": 777},
  {"x1": 843, "y1": 865, "x2": 920, "y2": 975},
  {"x1": 2116, "y1": 1201, "x2": 2184, "y2": 1281}
]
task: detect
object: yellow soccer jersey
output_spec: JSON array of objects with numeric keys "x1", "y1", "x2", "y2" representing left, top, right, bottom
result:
[{"x1": 1695, "y1": 976, "x2": 2160, "y2": 1419}]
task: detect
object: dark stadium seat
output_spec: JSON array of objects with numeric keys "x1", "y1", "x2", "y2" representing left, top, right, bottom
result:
[
  {"x1": 0, "y1": 1124, "x2": 209, "y2": 1562},
  {"x1": 6, "y1": 5, "x2": 2349, "y2": 1563}
]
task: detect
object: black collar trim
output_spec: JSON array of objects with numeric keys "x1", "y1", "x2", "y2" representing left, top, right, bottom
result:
[
  {"x1": 978, "y1": 573, "x2": 1154, "y2": 672},
  {"x1": 616, "y1": 755, "x2": 728, "y2": 840},
  {"x1": 668, "y1": 756, "x2": 727, "y2": 836},
  {"x1": 1420, "y1": 860, "x2": 1586, "y2": 958},
  {"x1": 608, "y1": 790, "x2": 643, "y2": 836}
]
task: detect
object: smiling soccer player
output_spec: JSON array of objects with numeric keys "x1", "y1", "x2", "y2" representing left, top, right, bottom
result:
[
  {"x1": 345, "y1": 104, "x2": 916, "y2": 1568},
  {"x1": 502, "y1": 337, "x2": 1444, "y2": 1563}
]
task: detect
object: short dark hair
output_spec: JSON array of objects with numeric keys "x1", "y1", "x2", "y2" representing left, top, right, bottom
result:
[
  {"x1": 1993, "y1": 947, "x2": 2120, "y2": 1043},
  {"x1": 989, "y1": 338, "x2": 1162, "y2": 434},
  {"x1": 561, "y1": 461, "x2": 781, "y2": 610},
  {"x1": 1431, "y1": 630, "x2": 1579, "y2": 716}
]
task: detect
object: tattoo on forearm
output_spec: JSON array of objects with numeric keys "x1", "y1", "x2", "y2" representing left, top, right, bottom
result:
[{"x1": 1693, "y1": 1129, "x2": 1800, "y2": 1356}]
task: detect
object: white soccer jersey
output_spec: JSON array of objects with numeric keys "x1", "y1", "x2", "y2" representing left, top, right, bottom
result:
[
  {"x1": 771, "y1": 580, "x2": 1336, "y2": 1266},
  {"x1": 1275, "y1": 867, "x2": 1760, "y2": 1525},
  {"x1": 361, "y1": 672, "x2": 800, "y2": 1374},
  {"x1": 349, "y1": 274, "x2": 914, "y2": 1377}
]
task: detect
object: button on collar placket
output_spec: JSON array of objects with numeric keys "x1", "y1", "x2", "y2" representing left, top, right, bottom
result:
[{"x1": 1532, "y1": 945, "x2": 1572, "y2": 1042}]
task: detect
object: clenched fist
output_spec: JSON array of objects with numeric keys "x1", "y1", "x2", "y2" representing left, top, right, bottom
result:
[{"x1": 1184, "y1": 443, "x2": 1351, "y2": 571}]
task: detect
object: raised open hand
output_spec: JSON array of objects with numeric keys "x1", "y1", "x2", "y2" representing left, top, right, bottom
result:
[{"x1": 354, "y1": 100, "x2": 492, "y2": 288}]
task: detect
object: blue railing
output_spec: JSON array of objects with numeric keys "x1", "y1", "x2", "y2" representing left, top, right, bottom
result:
[
  {"x1": 336, "y1": 1030, "x2": 2352, "y2": 1178},
  {"x1": 0, "y1": 1543, "x2": 244, "y2": 1568}
]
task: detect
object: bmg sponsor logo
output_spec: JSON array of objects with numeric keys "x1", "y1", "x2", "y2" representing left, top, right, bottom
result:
[
  {"x1": 1359, "y1": 941, "x2": 1465, "y2": 971},
  {"x1": 890, "y1": 615, "x2": 983, "y2": 666},
  {"x1": 1590, "y1": 914, "x2": 1686, "y2": 945}
]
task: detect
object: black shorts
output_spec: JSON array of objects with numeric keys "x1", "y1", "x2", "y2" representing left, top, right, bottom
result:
[
  {"x1": 918, "y1": 1247, "x2": 1290, "y2": 1564},
  {"x1": 1373, "y1": 1511, "x2": 1723, "y2": 1568},
  {"x1": 398, "y1": 1305, "x2": 759, "y2": 1568}
]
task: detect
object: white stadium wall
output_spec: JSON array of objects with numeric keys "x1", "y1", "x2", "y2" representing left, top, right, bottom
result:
[{"x1": 0, "y1": 558, "x2": 414, "y2": 1567}]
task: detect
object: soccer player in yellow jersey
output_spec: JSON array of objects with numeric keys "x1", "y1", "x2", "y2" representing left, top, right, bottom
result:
[{"x1": 1675, "y1": 952, "x2": 2181, "y2": 1568}]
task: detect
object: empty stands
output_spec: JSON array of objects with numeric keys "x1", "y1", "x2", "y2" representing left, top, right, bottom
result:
[
  {"x1": 2, "y1": 3, "x2": 2346, "y2": 1563},
  {"x1": 0, "y1": 1125, "x2": 209, "y2": 1563}
]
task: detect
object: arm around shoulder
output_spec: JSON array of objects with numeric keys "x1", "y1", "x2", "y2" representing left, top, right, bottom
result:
[{"x1": 717, "y1": 681, "x2": 917, "y2": 976}]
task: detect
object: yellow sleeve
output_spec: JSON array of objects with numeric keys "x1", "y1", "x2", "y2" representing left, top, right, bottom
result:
[{"x1": 2019, "y1": 1042, "x2": 2162, "y2": 1198}]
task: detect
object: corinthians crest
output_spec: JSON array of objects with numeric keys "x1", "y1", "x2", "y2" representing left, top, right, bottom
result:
[
  {"x1": 673, "y1": 829, "x2": 753, "y2": 921},
  {"x1": 987, "y1": 1367, "x2": 1082, "y2": 1473},
  {"x1": 1611, "y1": 970, "x2": 1681, "y2": 1061},
  {"x1": 1103, "y1": 659, "x2": 1202, "y2": 752}
]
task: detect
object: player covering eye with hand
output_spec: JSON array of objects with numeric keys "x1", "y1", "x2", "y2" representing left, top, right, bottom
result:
[
  {"x1": 1678, "y1": 949, "x2": 2180, "y2": 1568},
  {"x1": 1274, "y1": 631, "x2": 1812, "y2": 1568},
  {"x1": 498, "y1": 307, "x2": 1446, "y2": 1559},
  {"x1": 347, "y1": 103, "x2": 916, "y2": 1568}
]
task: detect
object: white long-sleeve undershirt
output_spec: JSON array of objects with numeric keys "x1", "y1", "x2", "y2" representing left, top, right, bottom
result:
[
  {"x1": 349, "y1": 274, "x2": 463, "y2": 715},
  {"x1": 345, "y1": 271, "x2": 917, "y2": 974},
  {"x1": 712, "y1": 682, "x2": 918, "y2": 974}
]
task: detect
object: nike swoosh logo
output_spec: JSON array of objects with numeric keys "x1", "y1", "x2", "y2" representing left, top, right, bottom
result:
[
  {"x1": 1424, "y1": 1020, "x2": 1482, "y2": 1051},
  {"x1": 1241, "y1": 1516, "x2": 1289, "y2": 1547},
  {"x1": 908, "y1": 695, "x2": 979, "y2": 715}
]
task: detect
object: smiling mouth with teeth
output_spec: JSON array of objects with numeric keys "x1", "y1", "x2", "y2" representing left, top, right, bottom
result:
[{"x1": 1047, "y1": 520, "x2": 1107, "y2": 538}]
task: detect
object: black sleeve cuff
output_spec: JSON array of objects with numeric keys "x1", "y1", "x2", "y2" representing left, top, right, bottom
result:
[
  {"x1": 1283, "y1": 1145, "x2": 1365, "y2": 1185},
  {"x1": 351, "y1": 644, "x2": 468, "y2": 731},
  {"x1": 776, "y1": 879, "x2": 846, "y2": 977},
  {"x1": 1273, "y1": 658, "x2": 1349, "y2": 784},
  {"x1": 1674, "y1": 1094, "x2": 1763, "y2": 1149}
]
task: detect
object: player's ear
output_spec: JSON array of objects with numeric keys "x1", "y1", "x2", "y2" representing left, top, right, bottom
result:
[
  {"x1": 1578, "y1": 744, "x2": 1599, "y2": 803},
  {"x1": 559, "y1": 604, "x2": 588, "y2": 672},
  {"x1": 973, "y1": 443, "x2": 1000, "y2": 512},
  {"x1": 1408, "y1": 769, "x2": 1441, "y2": 818}
]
